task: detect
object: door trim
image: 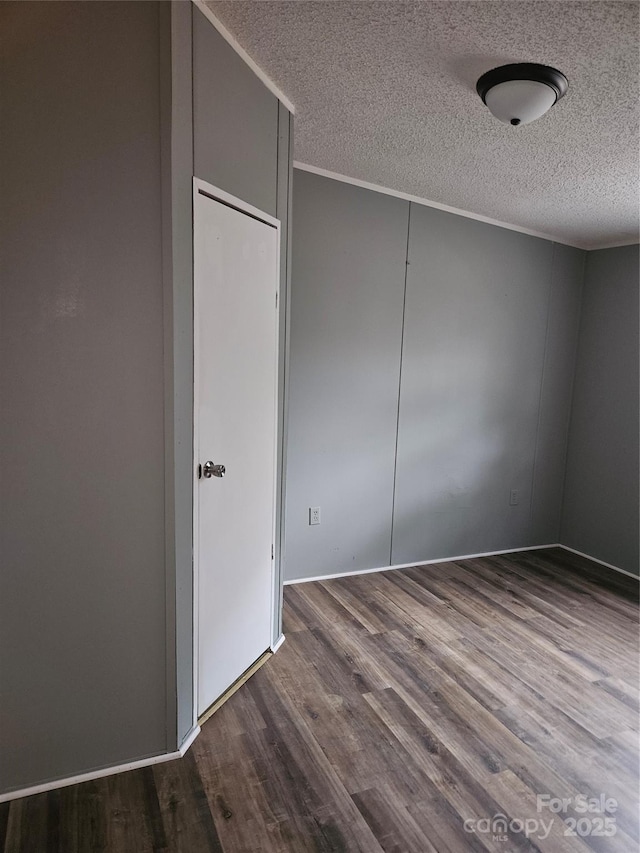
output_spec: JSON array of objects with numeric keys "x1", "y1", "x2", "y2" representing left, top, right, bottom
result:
[{"x1": 192, "y1": 178, "x2": 281, "y2": 727}]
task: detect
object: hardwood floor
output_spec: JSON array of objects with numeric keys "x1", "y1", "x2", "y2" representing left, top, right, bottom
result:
[{"x1": 2, "y1": 547, "x2": 638, "y2": 852}]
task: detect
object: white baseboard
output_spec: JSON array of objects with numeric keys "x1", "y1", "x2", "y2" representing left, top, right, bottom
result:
[
  {"x1": 0, "y1": 725, "x2": 201, "y2": 805},
  {"x1": 271, "y1": 633, "x2": 286, "y2": 653},
  {"x1": 284, "y1": 543, "x2": 638, "y2": 587},
  {"x1": 284, "y1": 544, "x2": 558, "y2": 585},
  {"x1": 557, "y1": 545, "x2": 638, "y2": 580}
]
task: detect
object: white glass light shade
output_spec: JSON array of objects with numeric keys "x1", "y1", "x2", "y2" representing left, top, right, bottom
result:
[{"x1": 484, "y1": 79, "x2": 557, "y2": 126}]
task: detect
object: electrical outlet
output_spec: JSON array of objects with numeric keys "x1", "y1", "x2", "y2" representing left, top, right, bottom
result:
[
  {"x1": 509, "y1": 489, "x2": 519, "y2": 506},
  {"x1": 309, "y1": 506, "x2": 321, "y2": 525}
]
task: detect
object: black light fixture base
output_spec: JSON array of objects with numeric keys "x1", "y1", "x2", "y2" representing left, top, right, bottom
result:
[{"x1": 476, "y1": 63, "x2": 569, "y2": 104}]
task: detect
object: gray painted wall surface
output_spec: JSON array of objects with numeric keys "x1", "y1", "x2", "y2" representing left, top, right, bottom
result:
[
  {"x1": 285, "y1": 171, "x2": 409, "y2": 579},
  {"x1": 0, "y1": 0, "x2": 293, "y2": 796},
  {"x1": 193, "y1": 6, "x2": 279, "y2": 217},
  {"x1": 286, "y1": 171, "x2": 586, "y2": 580},
  {"x1": 0, "y1": 1, "x2": 167, "y2": 792},
  {"x1": 561, "y1": 245, "x2": 640, "y2": 574},
  {"x1": 529, "y1": 244, "x2": 585, "y2": 544},
  {"x1": 161, "y1": 0, "x2": 195, "y2": 750},
  {"x1": 274, "y1": 104, "x2": 294, "y2": 634},
  {"x1": 393, "y1": 208, "x2": 560, "y2": 563}
]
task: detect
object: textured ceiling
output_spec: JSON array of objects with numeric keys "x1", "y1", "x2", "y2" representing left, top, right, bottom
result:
[{"x1": 207, "y1": 1, "x2": 639, "y2": 249}]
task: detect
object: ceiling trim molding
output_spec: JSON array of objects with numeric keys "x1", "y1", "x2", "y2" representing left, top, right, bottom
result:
[
  {"x1": 294, "y1": 161, "x2": 591, "y2": 249},
  {"x1": 587, "y1": 237, "x2": 640, "y2": 251},
  {"x1": 192, "y1": 1, "x2": 296, "y2": 114}
]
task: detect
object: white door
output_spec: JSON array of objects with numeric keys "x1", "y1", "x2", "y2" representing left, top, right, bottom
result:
[{"x1": 194, "y1": 180, "x2": 279, "y2": 718}]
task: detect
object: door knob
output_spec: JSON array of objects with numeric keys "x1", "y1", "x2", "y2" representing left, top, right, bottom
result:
[{"x1": 203, "y1": 461, "x2": 225, "y2": 479}]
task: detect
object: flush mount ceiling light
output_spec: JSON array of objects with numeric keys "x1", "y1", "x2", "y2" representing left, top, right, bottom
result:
[{"x1": 476, "y1": 63, "x2": 568, "y2": 126}]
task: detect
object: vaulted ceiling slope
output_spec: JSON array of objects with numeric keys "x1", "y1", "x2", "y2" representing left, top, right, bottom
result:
[{"x1": 207, "y1": 1, "x2": 639, "y2": 249}]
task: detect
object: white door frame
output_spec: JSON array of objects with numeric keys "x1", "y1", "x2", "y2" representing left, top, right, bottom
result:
[{"x1": 192, "y1": 177, "x2": 283, "y2": 728}]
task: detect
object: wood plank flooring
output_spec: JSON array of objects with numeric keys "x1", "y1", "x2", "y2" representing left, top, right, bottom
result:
[{"x1": 2, "y1": 547, "x2": 638, "y2": 852}]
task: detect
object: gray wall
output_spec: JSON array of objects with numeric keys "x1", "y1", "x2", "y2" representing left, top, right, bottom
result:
[
  {"x1": 529, "y1": 245, "x2": 586, "y2": 543},
  {"x1": 285, "y1": 170, "x2": 585, "y2": 580},
  {"x1": 561, "y1": 245, "x2": 640, "y2": 574},
  {"x1": 286, "y1": 171, "x2": 409, "y2": 579},
  {"x1": 0, "y1": 0, "x2": 292, "y2": 796},
  {"x1": 161, "y1": 0, "x2": 194, "y2": 752},
  {"x1": 1, "y1": 0, "x2": 167, "y2": 793},
  {"x1": 193, "y1": 6, "x2": 279, "y2": 218},
  {"x1": 393, "y1": 210, "x2": 583, "y2": 564}
]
